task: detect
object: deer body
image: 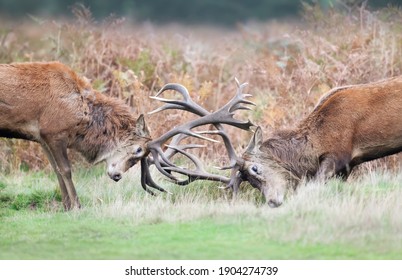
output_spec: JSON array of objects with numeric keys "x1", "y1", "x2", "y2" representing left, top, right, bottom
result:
[
  {"x1": 240, "y1": 76, "x2": 402, "y2": 207},
  {"x1": 0, "y1": 62, "x2": 150, "y2": 210}
]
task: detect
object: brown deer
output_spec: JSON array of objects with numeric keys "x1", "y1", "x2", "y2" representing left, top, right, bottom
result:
[
  {"x1": 0, "y1": 62, "x2": 255, "y2": 210},
  {"x1": 0, "y1": 61, "x2": 152, "y2": 210},
  {"x1": 228, "y1": 76, "x2": 402, "y2": 207}
]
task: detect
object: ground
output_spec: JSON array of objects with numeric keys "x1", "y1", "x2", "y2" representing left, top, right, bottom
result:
[{"x1": 1, "y1": 166, "x2": 401, "y2": 259}]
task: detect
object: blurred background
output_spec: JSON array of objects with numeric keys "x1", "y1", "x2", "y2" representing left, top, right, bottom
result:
[{"x1": 0, "y1": 0, "x2": 401, "y2": 24}]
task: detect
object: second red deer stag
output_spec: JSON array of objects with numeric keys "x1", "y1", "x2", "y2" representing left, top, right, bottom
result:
[
  {"x1": 230, "y1": 76, "x2": 402, "y2": 207},
  {"x1": 0, "y1": 62, "x2": 151, "y2": 210}
]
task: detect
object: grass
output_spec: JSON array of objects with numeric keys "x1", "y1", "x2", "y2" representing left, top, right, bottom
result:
[{"x1": 0, "y1": 166, "x2": 401, "y2": 259}]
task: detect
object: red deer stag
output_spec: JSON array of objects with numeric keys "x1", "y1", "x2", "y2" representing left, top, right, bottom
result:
[
  {"x1": 0, "y1": 62, "x2": 255, "y2": 209},
  {"x1": 229, "y1": 76, "x2": 402, "y2": 207},
  {"x1": 0, "y1": 61, "x2": 151, "y2": 210}
]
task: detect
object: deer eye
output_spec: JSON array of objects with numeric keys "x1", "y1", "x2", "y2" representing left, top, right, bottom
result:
[
  {"x1": 135, "y1": 147, "x2": 143, "y2": 155},
  {"x1": 250, "y1": 164, "x2": 261, "y2": 175},
  {"x1": 251, "y1": 165, "x2": 258, "y2": 173}
]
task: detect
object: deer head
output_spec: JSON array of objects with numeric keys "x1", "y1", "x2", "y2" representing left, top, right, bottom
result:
[{"x1": 105, "y1": 114, "x2": 151, "y2": 181}]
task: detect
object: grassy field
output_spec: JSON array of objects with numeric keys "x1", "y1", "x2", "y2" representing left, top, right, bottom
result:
[{"x1": 1, "y1": 165, "x2": 401, "y2": 259}]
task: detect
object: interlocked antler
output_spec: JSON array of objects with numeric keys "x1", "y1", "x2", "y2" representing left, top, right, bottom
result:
[{"x1": 140, "y1": 79, "x2": 254, "y2": 195}]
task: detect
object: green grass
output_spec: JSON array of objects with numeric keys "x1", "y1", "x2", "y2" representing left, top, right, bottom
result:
[
  {"x1": 0, "y1": 166, "x2": 402, "y2": 259},
  {"x1": 2, "y1": 213, "x2": 398, "y2": 260}
]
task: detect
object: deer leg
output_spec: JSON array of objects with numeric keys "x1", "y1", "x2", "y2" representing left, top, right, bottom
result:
[
  {"x1": 316, "y1": 153, "x2": 351, "y2": 182},
  {"x1": 43, "y1": 138, "x2": 81, "y2": 209},
  {"x1": 316, "y1": 157, "x2": 336, "y2": 182},
  {"x1": 41, "y1": 143, "x2": 71, "y2": 210},
  {"x1": 336, "y1": 166, "x2": 353, "y2": 181}
]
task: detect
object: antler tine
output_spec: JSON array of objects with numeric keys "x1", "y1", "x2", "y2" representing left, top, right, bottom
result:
[
  {"x1": 148, "y1": 104, "x2": 188, "y2": 115},
  {"x1": 185, "y1": 130, "x2": 220, "y2": 143},
  {"x1": 226, "y1": 164, "x2": 243, "y2": 195},
  {"x1": 163, "y1": 145, "x2": 230, "y2": 184},
  {"x1": 202, "y1": 130, "x2": 238, "y2": 165},
  {"x1": 155, "y1": 83, "x2": 191, "y2": 100},
  {"x1": 147, "y1": 130, "x2": 237, "y2": 186},
  {"x1": 235, "y1": 77, "x2": 241, "y2": 88},
  {"x1": 146, "y1": 148, "x2": 204, "y2": 187},
  {"x1": 164, "y1": 166, "x2": 230, "y2": 184},
  {"x1": 218, "y1": 80, "x2": 256, "y2": 117},
  {"x1": 168, "y1": 143, "x2": 206, "y2": 150},
  {"x1": 149, "y1": 148, "x2": 179, "y2": 179},
  {"x1": 230, "y1": 100, "x2": 256, "y2": 112},
  {"x1": 149, "y1": 83, "x2": 208, "y2": 116},
  {"x1": 164, "y1": 144, "x2": 204, "y2": 172},
  {"x1": 140, "y1": 158, "x2": 172, "y2": 195},
  {"x1": 143, "y1": 78, "x2": 254, "y2": 193},
  {"x1": 235, "y1": 77, "x2": 248, "y2": 90},
  {"x1": 151, "y1": 142, "x2": 217, "y2": 185},
  {"x1": 144, "y1": 140, "x2": 196, "y2": 188},
  {"x1": 157, "y1": 134, "x2": 188, "y2": 162},
  {"x1": 140, "y1": 158, "x2": 159, "y2": 195},
  {"x1": 150, "y1": 135, "x2": 214, "y2": 180},
  {"x1": 148, "y1": 140, "x2": 206, "y2": 167}
]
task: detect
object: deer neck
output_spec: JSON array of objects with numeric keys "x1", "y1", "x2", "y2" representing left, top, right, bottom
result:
[
  {"x1": 263, "y1": 131, "x2": 319, "y2": 181},
  {"x1": 72, "y1": 93, "x2": 135, "y2": 164}
]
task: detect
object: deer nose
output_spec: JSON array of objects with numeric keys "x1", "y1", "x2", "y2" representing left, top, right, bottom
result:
[
  {"x1": 111, "y1": 173, "x2": 122, "y2": 182},
  {"x1": 268, "y1": 199, "x2": 282, "y2": 208}
]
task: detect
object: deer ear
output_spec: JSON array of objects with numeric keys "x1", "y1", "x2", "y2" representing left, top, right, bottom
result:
[
  {"x1": 245, "y1": 126, "x2": 263, "y2": 154},
  {"x1": 135, "y1": 114, "x2": 151, "y2": 138}
]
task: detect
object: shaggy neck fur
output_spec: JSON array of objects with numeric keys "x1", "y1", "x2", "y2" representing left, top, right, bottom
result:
[
  {"x1": 260, "y1": 130, "x2": 319, "y2": 183},
  {"x1": 72, "y1": 92, "x2": 137, "y2": 163}
]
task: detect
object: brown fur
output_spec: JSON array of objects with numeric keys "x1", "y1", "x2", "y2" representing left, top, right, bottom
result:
[
  {"x1": 0, "y1": 62, "x2": 150, "y2": 210},
  {"x1": 241, "y1": 76, "x2": 402, "y2": 207}
]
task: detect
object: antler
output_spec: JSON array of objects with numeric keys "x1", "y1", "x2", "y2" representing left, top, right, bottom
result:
[{"x1": 140, "y1": 79, "x2": 254, "y2": 194}]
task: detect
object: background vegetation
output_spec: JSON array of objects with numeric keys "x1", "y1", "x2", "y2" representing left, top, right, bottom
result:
[
  {"x1": 0, "y1": 0, "x2": 402, "y2": 24},
  {"x1": 1, "y1": 2, "x2": 402, "y2": 172},
  {"x1": 0, "y1": 2, "x2": 401, "y2": 259}
]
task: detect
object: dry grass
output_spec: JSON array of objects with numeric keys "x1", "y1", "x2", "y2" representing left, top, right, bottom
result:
[
  {"x1": 0, "y1": 4, "x2": 402, "y2": 173},
  {"x1": 2, "y1": 164, "x2": 401, "y2": 250},
  {"x1": 86, "y1": 168, "x2": 402, "y2": 250}
]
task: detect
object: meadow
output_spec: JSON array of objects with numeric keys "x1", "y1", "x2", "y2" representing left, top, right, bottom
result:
[
  {"x1": 1, "y1": 166, "x2": 401, "y2": 259},
  {"x1": 1, "y1": 4, "x2": 402, "y2": 259}
]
